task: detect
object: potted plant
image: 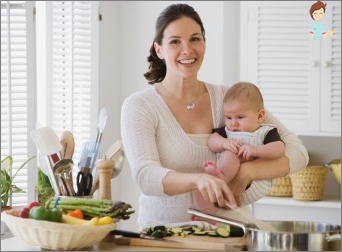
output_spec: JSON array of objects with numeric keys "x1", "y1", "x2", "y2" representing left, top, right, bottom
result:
[{"x1": 1, "y1": 155, "x2": 35, "y2": 209}]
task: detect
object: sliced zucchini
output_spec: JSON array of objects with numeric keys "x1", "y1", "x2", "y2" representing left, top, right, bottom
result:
[
  {"x1": 192, "y1": 231, "x2": 207, "y2": 236},
  {"x1": 226, "y1": 225, "x2": 245, "y2": 237},
  {"x1": 170, "y1": 227, "x2": 183, "y2": 234},
  {"x1": 206, "y1": 231, "x2": 219, "y2": 237},
  {"x1": 216, "y1": 227, "x2": 229, "y2": 238},
  {"x1": 151, "y1": 230, "x2": 164, "y2": 238}
]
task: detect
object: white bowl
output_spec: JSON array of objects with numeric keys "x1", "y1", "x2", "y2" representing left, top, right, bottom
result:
[{"x1": 1, "y1": 209, "x2": 116, "y2": 250}]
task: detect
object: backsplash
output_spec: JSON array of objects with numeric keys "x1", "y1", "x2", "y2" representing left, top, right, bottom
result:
[{"x1": 298, "y1": 135, "x2": 341, "y2": 198}]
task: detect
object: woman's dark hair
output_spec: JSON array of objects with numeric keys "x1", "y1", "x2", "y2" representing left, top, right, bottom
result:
[{"x1": 143, "y1": 3, "x2": 206, "y2": 85}]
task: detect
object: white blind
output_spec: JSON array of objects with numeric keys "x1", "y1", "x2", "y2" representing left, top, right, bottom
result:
[
  {"x1": 1, "y1": 1, "x2": 99, "y2": 206},
  {"x1": 44, "y1": 1, "x2": 99, "y2": 166},
  {"x1": 1, "y1": 1, "x2": 36, "y2": 206}
]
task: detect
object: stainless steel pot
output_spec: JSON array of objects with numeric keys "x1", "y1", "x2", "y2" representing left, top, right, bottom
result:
[
  {"x1": 247, "y1": 220, "x2": 341, "y2": 251},
  {"x1": 188, "y1": 209, "x2": 341, "y2": 251}
]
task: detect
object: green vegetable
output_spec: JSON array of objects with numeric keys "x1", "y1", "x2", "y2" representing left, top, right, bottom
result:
[
  {"x1": 226, "y1": 225, "x2": 245, "y2": 237},
  {"x1": 49, "y1": 196, "x2": 135, "y2": 220},
  {"x1": 151, "y1": 230, "x2": 164, "y2": 238},
  {"x1": 29, "y1": 200, "x2": 62, "y2": 223},
  {"x1": 216, "y1": 227, "x2": 229, "y2": 237},
  {"x1": 37, "y1": 168, "x2": 55, "y2": 205}
]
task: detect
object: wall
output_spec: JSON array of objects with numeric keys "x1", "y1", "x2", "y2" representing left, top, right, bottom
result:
[
  {"x1": 99, "y1": 1, "x2": 341, "y2": 232},
  {"x1": 298, "y1": 135, "x2": 341, "y2": 198}
]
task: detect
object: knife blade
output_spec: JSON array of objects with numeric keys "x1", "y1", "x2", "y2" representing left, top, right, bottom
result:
[{"x1": 111, "y1": 229, "x2": 164, "y2": 240}]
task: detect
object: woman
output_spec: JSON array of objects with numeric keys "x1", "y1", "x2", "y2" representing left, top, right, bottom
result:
[{"x1": 121, "y1": 3, "x2": 308, "y2": 230}]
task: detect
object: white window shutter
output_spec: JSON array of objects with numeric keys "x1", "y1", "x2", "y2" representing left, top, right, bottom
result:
[
  {"x1": 44, "y1": 1, "x2": 99, "y2": 164},
  {"x1": 1, "y1": 1, "x2": 37, "y2": 206}
]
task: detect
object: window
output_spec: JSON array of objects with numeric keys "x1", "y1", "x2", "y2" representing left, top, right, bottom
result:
[
  {"x1": 1, "y1": 1, "x2": 36, "y2": 206},
  {"x1": 1, "y1": 1, "x2": 99, "y2": 207}
]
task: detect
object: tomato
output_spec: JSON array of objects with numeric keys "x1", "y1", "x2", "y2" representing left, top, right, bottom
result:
[
  {"x1": 67, "y1": 209, "x2": 84, "y2": 219},
  {"x1": 28, "y1": 201, "x2": 41, "y2": 210}
]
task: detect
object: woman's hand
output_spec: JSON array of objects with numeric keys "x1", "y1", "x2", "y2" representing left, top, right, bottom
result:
[{"x1": 195, "y1": 173, "x2": 237, "y2": 208}]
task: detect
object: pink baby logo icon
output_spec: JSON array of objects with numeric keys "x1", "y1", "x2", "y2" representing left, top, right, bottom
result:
[{"x1": 309, "y1": 0, "x2": 334, "y2": 40}]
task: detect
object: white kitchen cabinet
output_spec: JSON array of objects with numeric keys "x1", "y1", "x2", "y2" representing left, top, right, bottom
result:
[{"x1": 239, "y1": 1, "x2": 341, "y2": 136}]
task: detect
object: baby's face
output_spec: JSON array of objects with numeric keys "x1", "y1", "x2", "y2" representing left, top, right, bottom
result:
[{"x1": 223, "y1": 102, "x2": 264, "y2": 132}]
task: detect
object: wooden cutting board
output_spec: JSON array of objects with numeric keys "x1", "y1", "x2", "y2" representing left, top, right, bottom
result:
[{"x1": 114, "y1": 235, "x2": 247, "y2": 251}]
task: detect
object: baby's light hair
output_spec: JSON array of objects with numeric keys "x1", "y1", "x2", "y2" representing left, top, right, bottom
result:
[{"x1": 224, "y1": 82, "x2": 264, "y2": 110}]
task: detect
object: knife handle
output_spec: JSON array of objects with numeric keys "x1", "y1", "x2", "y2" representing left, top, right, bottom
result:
[{"x1": 112, "y1": 229, "x2": 142, "y2": 238}]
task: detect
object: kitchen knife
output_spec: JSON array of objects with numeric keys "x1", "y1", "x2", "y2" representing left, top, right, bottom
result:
[{"x1": 111, "y1": 229, "x2": 164, "y2": 240}]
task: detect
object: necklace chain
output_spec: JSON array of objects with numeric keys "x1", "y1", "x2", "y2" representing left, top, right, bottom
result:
[{"x1": 161, "y1": 82, "x2": 200, "y2": 110}]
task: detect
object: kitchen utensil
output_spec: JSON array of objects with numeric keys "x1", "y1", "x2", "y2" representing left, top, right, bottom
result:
[
  {"x1": 188, "y1": 208, "x2": 341, "y2": 251},
  {"x1": 89, "y1": 140, "x2": 125, "y2": 195},
  {"x1": 76, "y1": 169, "x2": 93, "y2": 196},
  {"x1": 96, "y1": 158, "x2": 115, "y2": 200},
  {"x1": 76, "y1": 141, "x2": 96, "y2": 196},
  {"x1": 59, "y1": 130, "x2": 75, "y2": 159},
  {"x1": 59, "y1": 131, "x2": 76, "y2": 195},
  {"x1": 89, "y1": 107, "x2": 107, "y2": 170},
  {"x1": 31, "y1": 127, "x2": 64, "y2": 167},
  {"x1": 112, "y1": 229, "x2": 164, "y2": 240},
  {"x1": 31, "y1": 127, "x2": 64, "y2": 195}
]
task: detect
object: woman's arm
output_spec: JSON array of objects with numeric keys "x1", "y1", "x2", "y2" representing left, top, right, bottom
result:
[{"x1": 229, "y1": 109, "x2": 309, "y2": 202}]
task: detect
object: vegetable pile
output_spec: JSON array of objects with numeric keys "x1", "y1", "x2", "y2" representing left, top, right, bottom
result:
[
  {"x1": 49, "y1": 196, "x2": 135, "y2": 220},
  {"x1": 18, "y1": 197, "x2": 134, "y2": 226}
]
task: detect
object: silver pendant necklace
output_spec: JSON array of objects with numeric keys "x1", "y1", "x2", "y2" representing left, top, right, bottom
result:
[{"x1": 161, "y1": 82, "x2": 200, "y2": 110}]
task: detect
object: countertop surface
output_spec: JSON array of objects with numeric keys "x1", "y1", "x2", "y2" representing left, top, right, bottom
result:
[
  {"x1": 1, "y1": 232, "x2": 247, "y2": 251},
  {"x1": 1, "y1": 236, "x2": 192, "y2": 251}
]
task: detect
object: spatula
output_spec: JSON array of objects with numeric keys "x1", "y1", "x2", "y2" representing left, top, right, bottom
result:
[{"x1": 31, "y1": 127, "x2": 64, "y2": 195}]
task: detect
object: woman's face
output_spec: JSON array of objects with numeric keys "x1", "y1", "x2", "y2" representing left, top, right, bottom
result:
[
  {"x1": 154, "y1": 17, "x2": 206, "y2": 79},
  {"x1": 313, "y1": 7, "x2": 325, "y2": 21}
]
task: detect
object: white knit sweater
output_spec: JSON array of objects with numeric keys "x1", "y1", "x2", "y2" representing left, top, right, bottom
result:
[{"x1": 121, "y1": 83, "x2": 309, "y2": 230}]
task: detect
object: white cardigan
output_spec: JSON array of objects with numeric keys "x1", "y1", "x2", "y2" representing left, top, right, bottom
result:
[{"x1": 121, "y1": 83, "x2": 309, "y2": 230}]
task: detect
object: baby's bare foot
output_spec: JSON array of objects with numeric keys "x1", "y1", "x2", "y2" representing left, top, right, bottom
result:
[{"x1": 203, "y1": 160, "x2": 225, "y2": 180}]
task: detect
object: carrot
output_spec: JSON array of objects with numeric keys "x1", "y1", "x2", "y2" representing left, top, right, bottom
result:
[{"x1": 67, "y1": 209, "x2": 84, "y2": 219}]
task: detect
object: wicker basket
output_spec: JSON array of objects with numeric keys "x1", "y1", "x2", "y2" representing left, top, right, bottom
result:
[
  {"x1": 1, "y1": 209, "x2": 116, "y2": 250},
  {"x1": 290, "y1": 165, "x2": 328, "y2": 201},
  {"x1": 267, "y1": 176, "x2": 292, "y2": 197}
]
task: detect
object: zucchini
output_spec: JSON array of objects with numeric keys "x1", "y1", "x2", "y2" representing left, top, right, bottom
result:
[
  {"x1": 192, "y1": 231, "x2": 207, "y2": 236},
  {"x1": 207, "y1": 231, "x2": 219, "y2": 237},
  {"x1": 151, "y1": 230, "x2": 164, "y2": 238},
  {"x1": 216, "y1": 227, "x2": 229, "y2": 238},
  {"x1": 226, "y1": 225, "x2": 245, "y2": 237}
]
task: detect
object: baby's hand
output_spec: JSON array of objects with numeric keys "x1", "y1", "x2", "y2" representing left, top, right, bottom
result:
[
  {"x1": 238, "y1": 145, "x2": 257, "y2": 160},
  {"x1": 222, "y1": 139, "x2": 241, "y2": 154}
]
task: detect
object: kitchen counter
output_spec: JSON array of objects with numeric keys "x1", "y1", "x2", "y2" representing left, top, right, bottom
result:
[
  {"x1": 1, "y1": 233, "x2": 247, "y2": 251},
  {"x1": 0, "y1": 236, "x2": 191, "y2": 251},
  {"x1": 252, "y1": 196, "x2": 341, "y2": 225}
]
